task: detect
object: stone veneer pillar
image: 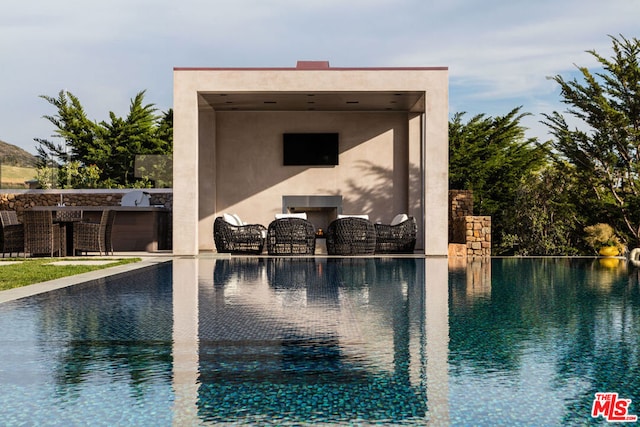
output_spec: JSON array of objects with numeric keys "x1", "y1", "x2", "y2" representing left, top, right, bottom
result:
[{"x1": 448, "y1": 190, "x2": 491, "y2": 258}]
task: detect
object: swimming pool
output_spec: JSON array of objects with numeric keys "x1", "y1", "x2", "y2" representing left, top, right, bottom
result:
[{"x1": 0, "y1": 257, "x2": 638, "y2": 425}]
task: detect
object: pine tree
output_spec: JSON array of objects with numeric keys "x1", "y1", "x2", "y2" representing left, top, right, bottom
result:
[
  {"x1": 35, "y1": 90, "x2": 172, "y2": 188},
  {"x1": 449, "y1": 107, "x2": 549, "y2": 252},
  {"x1": 542, "y1": 34, "x2": 640, "y2": 244}
]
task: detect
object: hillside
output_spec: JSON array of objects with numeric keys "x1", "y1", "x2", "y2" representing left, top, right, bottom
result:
[{"x1": 0, "y1": 139, "x2": 38, "y2": 167}]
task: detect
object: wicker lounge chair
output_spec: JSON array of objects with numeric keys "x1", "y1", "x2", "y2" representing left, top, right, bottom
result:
[
  {"x1": 374, "y1": 215, "x2": 417, "y2": 254},
  {"x1": 213, "y1": 216, "x2": 267, "y2": 254},
  {"x1": 326, "y1": 216, "x2": 376, "y2": 255},
  {"x1": 0, "y1": 210, "x2": 24, "y2": 257},
  {"x1": 73, "y1": 210, "x2": 116, "y2": 255},
  {"x1": 23, "y1": 210, "x2": 62, "y2": 257},
  {"x1": 267, "y1": 217, "x2": 316, "y2": 255}
]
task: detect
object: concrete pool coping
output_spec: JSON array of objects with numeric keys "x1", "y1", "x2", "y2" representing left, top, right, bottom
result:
[
  {"x1": 2, "y1": 253, "x2": 626, "y2": 305},
  {"x1": 0, "y1": 251, "x2": 431, "y2": 304}
]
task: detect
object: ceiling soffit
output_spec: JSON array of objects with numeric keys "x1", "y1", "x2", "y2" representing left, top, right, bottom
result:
[{"x1": 199, "y1": 91, "x2": 425, "y2": 113}]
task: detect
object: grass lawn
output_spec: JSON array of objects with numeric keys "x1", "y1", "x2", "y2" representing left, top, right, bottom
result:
[
  {"x1": 0, "y1": 165, "x2": 36, "y2": 188},
  {"x1": 0, "y1": 258, "x2": 141, "y2": 290}
]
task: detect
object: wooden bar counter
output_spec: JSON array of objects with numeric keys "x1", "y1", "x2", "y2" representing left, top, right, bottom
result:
[{"x1": 31, "y1": 206, "x2": 171, "y2": 252}]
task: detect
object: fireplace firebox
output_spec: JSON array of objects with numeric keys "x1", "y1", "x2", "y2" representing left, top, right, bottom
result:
[{"x1": 282, "y1": 195, "x2": 343, "y2": 233}]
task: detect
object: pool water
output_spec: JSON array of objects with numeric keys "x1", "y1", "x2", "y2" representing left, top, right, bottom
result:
[{"x1": 0, "y1": 257, "x2": 638, "y2": 426}]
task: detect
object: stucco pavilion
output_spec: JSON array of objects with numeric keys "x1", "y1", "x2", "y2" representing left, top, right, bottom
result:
[{"x1": 172, "y1": 61, "x2": 448, "y2": 256}]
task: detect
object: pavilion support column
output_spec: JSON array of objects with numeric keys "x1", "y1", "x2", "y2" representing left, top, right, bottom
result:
[
  {"x1": 408, "y1": 113, "x2": 423, "y2": 251},
  {"x1": 173, "y1": 73, "x2": 199, "y2": 255},
  {"x1": 423, "y1": 76, "x2": 449, "y2": 257},
  {"x1": 198, "y1": 107, "x2": 217, "y2": 251}
]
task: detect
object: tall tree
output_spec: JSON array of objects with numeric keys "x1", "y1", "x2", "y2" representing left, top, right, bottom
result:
[
  {"x1": 95, "y1": 91, "x2": 171, "y2": 186},
  {"x1": 35, "y1": 90, "x2": 172, "y2": 188},
  {"x1": 542, "y1": 34, "x2": 640, "y2": 245},
  {"x1": 449, "y1": 107, "x2": 549, "y2": 252},
  {"x1": 34, "y1": 91, "x2": 98, "y2": 165}
]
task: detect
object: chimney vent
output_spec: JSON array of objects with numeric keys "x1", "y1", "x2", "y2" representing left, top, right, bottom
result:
[{"x1": 296, "y1": 61, "x2": 330, "y2": 69}]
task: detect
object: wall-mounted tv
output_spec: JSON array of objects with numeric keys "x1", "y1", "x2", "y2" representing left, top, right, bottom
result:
[{"x1": 283, "y1": 133, "x2": 339, "y2": 166}]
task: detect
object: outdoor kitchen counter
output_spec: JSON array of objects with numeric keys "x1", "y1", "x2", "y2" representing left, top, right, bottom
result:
[{"x1": 31, "y1": 206, "x2": 171, "y2": 252}]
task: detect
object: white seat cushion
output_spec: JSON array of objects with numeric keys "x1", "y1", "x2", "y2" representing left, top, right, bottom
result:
[
  {"x1": 390, "y1": 213, "x2": 409, "y2": 226},
  {"x1": 232, "y1": 213, "x2": 245, "y2": 225},
  {"x1": 275, "y1": 213, "x2": 308, "y2": 220},
  {"x1": 223, "y1": 213, "x2": 242, "y2": 226},
  {"x1": 338, "y1": 214, "x2": 369, "y2": 220}
]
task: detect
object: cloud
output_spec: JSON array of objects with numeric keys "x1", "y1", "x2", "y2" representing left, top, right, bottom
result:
[{"x1": 0, "y1": 0, "x2": 639, "y2": 152}]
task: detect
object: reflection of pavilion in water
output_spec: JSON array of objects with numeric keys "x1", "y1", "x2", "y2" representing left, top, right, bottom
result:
[{"x1": 171, "y1": 257, "x2": 450, "y2": 425}]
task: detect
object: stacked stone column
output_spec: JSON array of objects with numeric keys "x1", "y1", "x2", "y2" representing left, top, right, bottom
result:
[{"x1": 448, "y1": 190, "x2": 491, "y2": 258}]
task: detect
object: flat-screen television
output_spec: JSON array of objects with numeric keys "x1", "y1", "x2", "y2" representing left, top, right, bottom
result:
[{"x1": 283, "y1": 133, "x2": 339, "y2": 166}]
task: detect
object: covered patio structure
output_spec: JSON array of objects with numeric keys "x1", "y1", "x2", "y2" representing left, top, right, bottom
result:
[{"x1": 172, "y1": 61, "x2": 448, "y2": 256}]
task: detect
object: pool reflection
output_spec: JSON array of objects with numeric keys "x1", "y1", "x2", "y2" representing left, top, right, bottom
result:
[
  {"x1": 4, "y1": 256, "x2": 637, "y2": 425},
  {"x1": 37, "y1": 265, "x2": 174, "y2": 397},
  {"x1": 193, "y1": 257, "x2": 437, "y2": 425},
  {"x1": 0, "y1": 264, "x2": 175, "y2": 426},
  {"x1": 179, "y1": 256, "x2": 640, "y2": 425},
  {"x1": 448, "y1": 258, "x2": 640, "y2": 425}
]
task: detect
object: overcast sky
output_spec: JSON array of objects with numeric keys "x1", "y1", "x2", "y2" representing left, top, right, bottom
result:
[{"x1": 1, "y1": 0, "x2": 638, "y2": 154}]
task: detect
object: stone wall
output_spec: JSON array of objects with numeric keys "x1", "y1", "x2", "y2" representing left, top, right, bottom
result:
[
  {"x1": 451, "y1": 216, "x2": 491, "y2": 257},
  {"x1": 1, "y1": 190, "x2": 173, "y2": 252},
  {"x1": 0, "y1": 190, "x2": 172, "y2": 218},
  {"x1": 448, "y1": 190, "x2": 491, "y2": 258},
  {"x1": 449, "y1": 190, "x2": 474, "y2": 242}
]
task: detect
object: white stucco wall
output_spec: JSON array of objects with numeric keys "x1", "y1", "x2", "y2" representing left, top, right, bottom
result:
[{"x1": 199, "y1": 111, "x2": 411, "y2": 251}]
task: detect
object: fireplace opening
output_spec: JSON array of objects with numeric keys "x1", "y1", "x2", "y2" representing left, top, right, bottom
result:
[{"x1": 282, "y1": 195, "x2": 343, "y2": 234}]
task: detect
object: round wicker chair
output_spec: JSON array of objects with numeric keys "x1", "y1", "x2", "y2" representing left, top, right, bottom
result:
[
  {"x1": 267, "y1": 217, "x2": 316, "y2": 255},
  {"x1": 374, "y1": 216, "x2": 417, "y2": 254},
  {"x1": 213, "y1": 217, "x2": 267, "y2": 254},
  {"x1": 326, "y1": 217, "x2": 376, "y2": 255}
]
